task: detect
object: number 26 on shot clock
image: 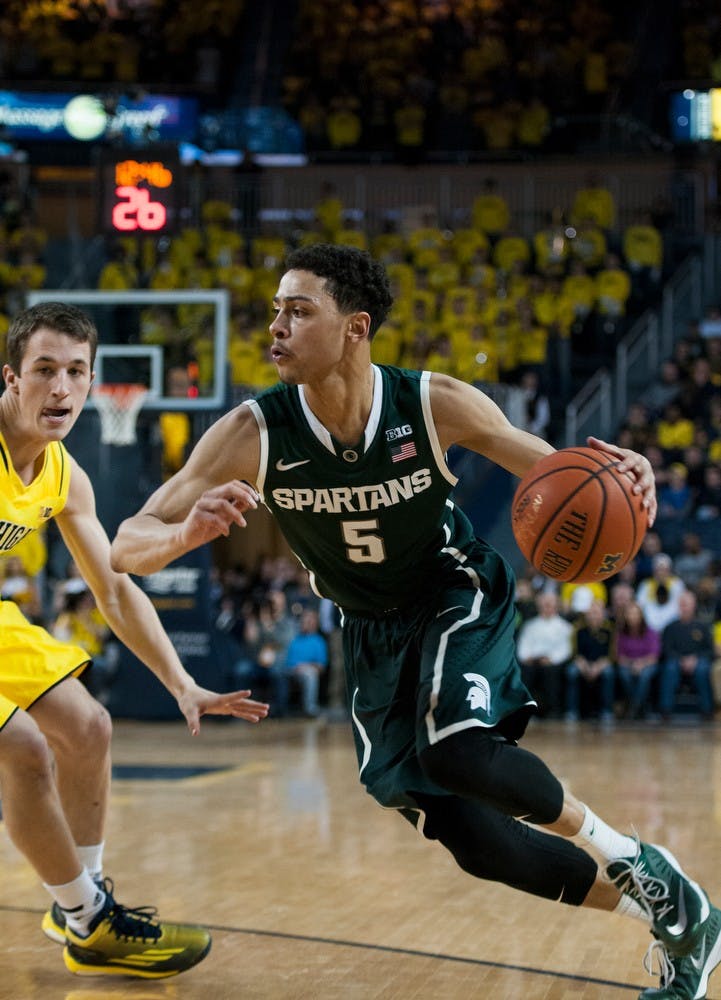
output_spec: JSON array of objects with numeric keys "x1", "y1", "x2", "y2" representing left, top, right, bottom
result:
[{"x1": 112, "y1": 185, "x2": 166, "y2": 232}]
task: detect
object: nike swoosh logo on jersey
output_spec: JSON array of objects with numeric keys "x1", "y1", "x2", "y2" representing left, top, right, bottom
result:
[
  {"x1": 275, "y1": 458, "x2": 311, "y2": 471},
  {"x1": 666, "y1": 884, "x2": 688, "y2": 938}
]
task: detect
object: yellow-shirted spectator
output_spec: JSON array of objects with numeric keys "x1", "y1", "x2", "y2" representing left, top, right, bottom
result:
[
  {"x1": 493, "y1": 234, "x2": 531, "y2": 273},
  {"x1": 370, "y1": 324, "x2": 402, "y2": 366},
  {"x1": 570, "y1": 220, "x2": 607, "y2": 271},
  {"x1": 533, "y1": 210, "x2": 570, "y2": 276},
  {"x1": 427, "y1": 249, "x2": 461, "y2": 295},
  {"x1": 452, "y1": 228, "x2": 490, "y2": 267},
  {"x1": 326, "y1": 98, "x2": 362, "y2": 149},
  {"x1": 12, "y1": 253, "x2": 47, "y2": 291},
  {"x1": 184, "y1": 251, "x2": 215, "y2": 290},
  {"x1": 252, "y1": 265, "x2": 282, "y2": 303},
  {"x1": 229, "y1": 335, "x2": 259, "y2": 386},
  {"x1": 169, "y1": 228, "x2": 203, "y2": 271},
  {"x1": 149, "y1": 255, "x2": 183, "y2": 291},
  {"x1": 425, "y1": 334, "x2": 455, "y2": 376},
  {"x1": 562, "y1": 262, "x2": 597, "y2": 320},
  {"x1": 315, "y1": 185, "x2": 345, "y2": 238},
  {"x1": 98, "y1": 248, "x2": 138, "y2": 291},
  {"x1": 457, "y1": 323, "x2": 500, "y2": 383},
  {"x1": 441, "y1": 287, "x2": 477, "y2": 327},
  {"x1": 201, "y1": 199, "x2": 233, "y2": 224},
  {"x1": 250, "y1": 234, "x2": 286, "y2": 269},
  {"x1": 560, "y1": 581, "x2": 608, "y2": 615},
  {"x1": 491, "y1": 308, "x2": 520, "y2": 376},
  {"x1": 464, "y1": 246, "x2": 497, "y2": 292},
  {"x1": 9, "y1": 216, "x2": 46, "y2": 257},
  {"x1": 656, "y1": 402, "x2": 695, "y2": 452},
  {"x1": 516, "y1": 97, "x2": 550, "y2": 148},
  {"x1": 216, "y1": 251, "x2": 254, "y2": 307},
  {"x1": 532, "y1": 278, "x2": 575, "y2": 336},
  {"x1": 410, "y1": 289, "x2": 438, "y2": 326},
  {"x1": 515, "y1": 308, "x2": 549, "y2": 370},
  {"x1": 623, "y1": 220, "x2": 663, "y2": 273},
  {"x1": 595, "y1": 254, "x2": 631, "y2": 317},
  {"x1": 53, "y1": 589, "x2": 109, "y2": 659},
  {"x1": 335, "y1": 227, "x2": 368, "y2": 250},
  {"x1": 139, "y1": 306, "x2": 175, "y2": 346},
  {"x1": 472, "y1": 180, "x2": 510, "y2": 237},
  {"x1": 206, "y1": 223, "x2": 244, "y2": 267},
  {"x1": 386, "y1": 262, "x2": 416, "y2": 312},
  {"x1": 571, "y1": 178, "x2": 616, "y2": 230},
  {"x1": 407, "y1": 224, "x2": 446, "y2": 266},
  {"x1": 372, "y1": 232, "x2": 407, "y2": 263}
]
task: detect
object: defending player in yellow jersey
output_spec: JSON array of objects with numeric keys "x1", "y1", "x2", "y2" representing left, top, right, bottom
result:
[{"x1": 0, "y1": 302, "x2": 267, "y2": 979}]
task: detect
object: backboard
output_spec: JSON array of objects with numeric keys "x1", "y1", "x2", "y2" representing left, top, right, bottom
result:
[{"x1": 26, "y1": 288, "x2": 230, "y2": 411}]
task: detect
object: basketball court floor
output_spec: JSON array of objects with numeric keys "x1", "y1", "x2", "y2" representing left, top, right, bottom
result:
[{"x1": 1, "y1": 716, "x2": 720, "y2": 1000}]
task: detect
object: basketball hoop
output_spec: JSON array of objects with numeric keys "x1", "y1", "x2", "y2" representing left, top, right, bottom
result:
[{"x1": 92, "y1": 383, "x2": 148, "y2": 446}]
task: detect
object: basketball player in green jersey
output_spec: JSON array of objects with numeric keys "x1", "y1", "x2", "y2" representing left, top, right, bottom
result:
[
  {"x1": 0, "y1": 302, "x2": 268, "y2": 979},
  {"x1": 112, "y1": 245, "x2": 720, "y2": 999}
]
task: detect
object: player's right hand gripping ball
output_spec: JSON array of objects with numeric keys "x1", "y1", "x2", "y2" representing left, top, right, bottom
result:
[{"x1": 511, "y1": 447, "x2": 648, "y2": 583}]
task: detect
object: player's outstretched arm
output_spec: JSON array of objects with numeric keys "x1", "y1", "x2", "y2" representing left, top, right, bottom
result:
[
  {"x1": 429, "y1": 373, "x2": 555, "y2": 476},
  {"x1": 57, "y1": 456, "x2": 268, "y2": 734},
  {"x1": 111, "y1": 406, "x2": 261, "y2": 576}
]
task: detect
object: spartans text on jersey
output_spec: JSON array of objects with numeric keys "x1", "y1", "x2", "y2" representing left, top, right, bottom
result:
[{"x1": 271, "y1": 468, "x2": 432, "y2": 514}]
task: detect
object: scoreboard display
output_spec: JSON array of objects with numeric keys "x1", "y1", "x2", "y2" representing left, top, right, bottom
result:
[{"x1": 99, "y1": 148, "x2": 180, "y2": 234}]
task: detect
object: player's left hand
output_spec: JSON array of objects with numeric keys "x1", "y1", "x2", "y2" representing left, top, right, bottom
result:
[
  {"x1": 177, "y1": 684, "x2": 269, "y2": 736},
  {"x1": 587, "y1": 436, "x2": 657, "y2": 526}
]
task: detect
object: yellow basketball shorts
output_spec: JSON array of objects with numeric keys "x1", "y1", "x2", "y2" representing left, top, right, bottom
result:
[{"x1": 0, "y1": 600, "x2": 90, "y2": 731}]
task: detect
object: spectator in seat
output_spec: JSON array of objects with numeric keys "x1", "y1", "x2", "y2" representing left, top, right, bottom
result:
[
  {"x1": 516, "y1": 592, "x2": 573, "y2": 718},
  {"x1": 659, "y1": 591, "x2": 715, "y2": 721},
  {"x1": 674, "y1": 532, "x2": 714, "y2": 589},
  {"x1": 615, "y1": 601, "x2": 661, "y2": 720},
  {"x1": 565, "y1": 600, "x2": 616, "y2": 724},
  {"x1": 280, "y1": 608, "x2": 328, "y2": 718},
  {"x1": 636, "y1": 553, "x2": 685, "y2": 634},
  {"x1": 657, "y1": 462, "x2": 693, "y2": 520},
  {"x1": 694, "y1": 463, "x2": 721, "y2": 520}
]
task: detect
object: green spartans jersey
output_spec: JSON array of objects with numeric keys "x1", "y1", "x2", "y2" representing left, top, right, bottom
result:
[{"x1": 246, "y1": 365, "x2": 476, "y2": 613}]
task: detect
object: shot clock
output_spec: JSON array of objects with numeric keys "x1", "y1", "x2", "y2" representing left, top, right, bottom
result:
[{"x1": 99, "y1": 147, "x2": 180, "y2": 235}]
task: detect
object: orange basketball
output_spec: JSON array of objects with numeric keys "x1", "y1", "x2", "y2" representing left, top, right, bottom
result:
[{"x1": 511, "y1": 447, "x2": 648, "y2": 583}]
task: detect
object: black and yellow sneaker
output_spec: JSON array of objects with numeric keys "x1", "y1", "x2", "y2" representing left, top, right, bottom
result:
[
  {"x1": 62, "y1": 882, "x2": 211, "y2": 979},
  {"x1": 41, "y1": 901, "x2": 68, "y2": 944}
]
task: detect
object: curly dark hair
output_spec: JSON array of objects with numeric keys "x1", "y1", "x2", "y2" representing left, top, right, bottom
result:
[{"x1": 284, "y1": 244, "x2": 393, "y2": 339}]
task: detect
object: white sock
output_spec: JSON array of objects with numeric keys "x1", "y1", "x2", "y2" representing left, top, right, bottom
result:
[
  {"x1": 577, "y1": 806, "x2": 637, "y2": 860},
  {"x1": 76, "y1": 843, "x2": 104, "y2": 883},
  {"x1": 614, "y1": 893, "x2": 651, "y2": 924},
  {"x1": 44, "y1": 868, "x2": 106, "y2": 936}
]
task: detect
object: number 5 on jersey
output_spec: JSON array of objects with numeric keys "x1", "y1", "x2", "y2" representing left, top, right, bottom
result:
[{"x1": 342, "y1": 520, "x2": 386, "y2": 564}]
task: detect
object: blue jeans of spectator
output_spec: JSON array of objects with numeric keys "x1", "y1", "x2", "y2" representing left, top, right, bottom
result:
[
  {"x1": 658, "y1": 656, "x2": 714, "y2": 717},
  {"x1": 565, "y1": 660, "x2": 615, "y2": 719},
  {"x1": 281, "y1": 664, "x2": 323, "y2": 716},
  {"x1": 233, "y1": 657, "x2": 287, "y2": 714},
  {"x1": 617, "y1": 663, "x2": 657, "y2": 718}
]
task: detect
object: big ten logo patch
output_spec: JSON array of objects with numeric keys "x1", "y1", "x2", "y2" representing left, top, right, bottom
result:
[{"x1": 385, "y1": 424, "x2": 412, "y2": 441}]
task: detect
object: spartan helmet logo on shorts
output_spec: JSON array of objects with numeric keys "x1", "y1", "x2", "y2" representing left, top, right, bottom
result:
[{"x1": 463, "y1": 673, "x2": 491, "y2": 713}]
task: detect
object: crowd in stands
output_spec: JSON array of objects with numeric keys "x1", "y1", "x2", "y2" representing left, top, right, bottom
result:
[
  {"x1": 88, "y1": 175, "x2": 666, "y2": 462},
  {"x1": 0, "y1": 0, "x2": 244, "y2": 94},
  {"x1": 514, "y1": 305, "x2": 721, "y2": 724},
  {"x1": 281, "y1": 0, "x2": 638, "y2": 157}
]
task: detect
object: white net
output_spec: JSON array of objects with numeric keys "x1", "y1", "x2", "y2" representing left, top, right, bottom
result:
[{"x1": 92, "y1": 384, "x2": 148, "y2": 445}]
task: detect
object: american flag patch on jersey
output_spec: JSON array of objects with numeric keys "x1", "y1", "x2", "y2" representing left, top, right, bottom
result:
[{"x1": 390, "y1": 440, "x2": 417, "y2": 462}]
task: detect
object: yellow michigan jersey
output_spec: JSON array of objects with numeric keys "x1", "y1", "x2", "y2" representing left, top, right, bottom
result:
[{"x1": 0, "y1": 433, "x2": 90, "y2": 730}]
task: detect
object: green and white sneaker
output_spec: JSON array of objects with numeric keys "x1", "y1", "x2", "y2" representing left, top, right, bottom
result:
[
  {"x1": 607, "y1": 841, "x2": 710, "y2": 955},
  {"x1": 638, "y1": 905, "x2": 721, "y2": 999}
]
